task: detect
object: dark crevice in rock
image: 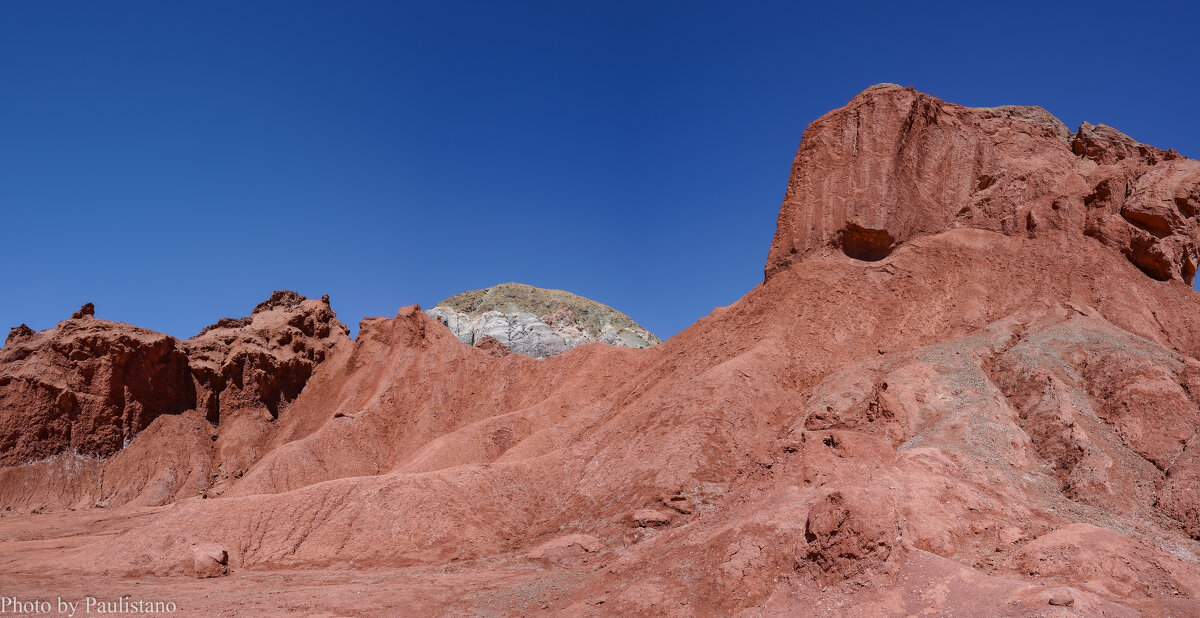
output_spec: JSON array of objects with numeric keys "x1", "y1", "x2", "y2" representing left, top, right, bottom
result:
[
  {"x1": 837, "y1": 224, "x2": 895, "y2": 262},
  {"x1": 1121, "y1": 208, "x2": 1173, "y2": 239},
  {"x1": 1124, "y1": 236, "x2": 1174, "y2": 281}
]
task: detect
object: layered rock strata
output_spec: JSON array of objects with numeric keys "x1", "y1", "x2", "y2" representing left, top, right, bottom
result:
[{"x1": 426, "y1": 282, "x2": 660, "y2": 358}]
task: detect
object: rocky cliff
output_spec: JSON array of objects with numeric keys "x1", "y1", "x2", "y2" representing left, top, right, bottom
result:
[
  {"x1": 426, "y1": 282, "x2": 660, "y2": 358},
  {"x1": 0, "y1": 291, "x2": 349, "y2": 508},
  {"x1": 766, "y1": 83, "x2": 1200, "y2": 285},
  {"x1": 3, "y1": 87, "x2": 1200, "y2": 615},
  {"x1": 0, "y1": 302, "x2": 195, "y2": 466}
]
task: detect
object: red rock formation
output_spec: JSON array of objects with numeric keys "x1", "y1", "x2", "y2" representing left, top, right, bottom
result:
[
  {"x1": 183, "y1": 291, "x2": 351, "y2": 489},
  {"x1": 0, "y1": 305, "x2": 195, "y2": 466},
  {"x1": 765, "y1": 83, "x2": 1200, "y2": 285},
  {"x1": 473, "y1": 335, "x2": 512, "y2": 357},
  {"x1": 0, "y1": 292, "x2": 350, "y2": 508},
  {"x1": 3, "y1": 87, "x2": 1200, "y2": 615},
  {"x1": 187, "y1": 290, "x2": 349, "y2": 423}
]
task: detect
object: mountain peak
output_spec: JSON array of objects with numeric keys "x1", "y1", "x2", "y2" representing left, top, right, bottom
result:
[{"x1": 427, "y1": 282, "x2": 660, "y2": 358}]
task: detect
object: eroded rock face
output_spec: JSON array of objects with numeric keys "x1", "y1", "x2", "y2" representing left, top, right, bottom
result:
[
  {"x1": 765, "y1": 84, "x2": 1200, "y2": 285},
  {"x1": 426, "y1": 282, "x2": 659, "y2": 358},
  {"x1": 0, "y1": 305, "x2": 195, "y2": 465},
  {"x1": 6, "y1": 324, "x2": 34, "y2": 345},
  {"x1": 0, "y1": 292, "x2": 350, "y2": 502},
  {"x1": 803, "y1": 488, "x2": 898, "y2": 583},
  {"x1": 182, "y1": 291, "x2": 351, "y2": 485},
  {"x1": 185, "y1": 291, "x2": 350, "y2": 423}
]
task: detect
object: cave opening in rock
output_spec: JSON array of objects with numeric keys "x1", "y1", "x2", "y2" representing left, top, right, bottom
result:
[{"x1": 836, "y1": 224, "x2": 895, "y2": 261}]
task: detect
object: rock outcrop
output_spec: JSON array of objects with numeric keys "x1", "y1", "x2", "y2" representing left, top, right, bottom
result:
[
  {"x1": 190, "y1": 543, "x2": 229, "y2": 579},
  {"x1": 765, "y1": 83, "x2": 1200, "y2": 284},
  {"x1": 426, "y1": 282, "x2": 660, "y2": 358},
  {"x1": 0, "y1": 304, "x2": 195, "y2": 466},
  {"x1": 181, "y1": 291, "x2": 351, "y2": 487},
  {"x1": 185, "y1": 291, "x2": 349, "y2": 423},
  {"x1": 0, "y1": 292, "x2": 350, "y2": 507}
]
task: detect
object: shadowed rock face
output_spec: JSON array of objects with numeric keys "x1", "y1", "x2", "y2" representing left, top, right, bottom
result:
[
  {"x1": 0, "y1": 306, "x2": 195, "y2": 465},
  {"x1": 765, "y1": 83, "x2": 1200, "y2": 285},
  {"x1": 4, "y1": 88, "x2": 1200, "y2": 615},
  {"x1": 0, "y1": 292, "x2": 350, "y2": 501},
  {"x1": 185, "y1": 291, "x2": 350, "y2": 423},
  {"x1": 426, "y1": 282, "x2": 660, "y2": 358}
]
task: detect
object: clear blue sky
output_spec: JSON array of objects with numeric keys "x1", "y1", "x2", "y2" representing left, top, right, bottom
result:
[{"x1": 2, "y1": 2, "x2": 1197, "y2": 340}]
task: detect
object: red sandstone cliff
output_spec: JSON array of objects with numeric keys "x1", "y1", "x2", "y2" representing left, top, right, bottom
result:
[
  {"x1": 0, "y1": 292, "x2": 349, "y2": 509},
  {"x1": 766, "y1": 83, "x2": 1200, "y2": 285}
]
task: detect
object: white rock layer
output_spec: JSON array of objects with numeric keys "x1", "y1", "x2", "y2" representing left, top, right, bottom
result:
[{"x1": 426, "y1": 306, "x2": 656, "y2": 359}]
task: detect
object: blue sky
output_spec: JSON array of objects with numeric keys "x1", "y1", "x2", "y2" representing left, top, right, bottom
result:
[{"x1": 2, "y1": 2, "x2": 1197, "y2": 340}]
